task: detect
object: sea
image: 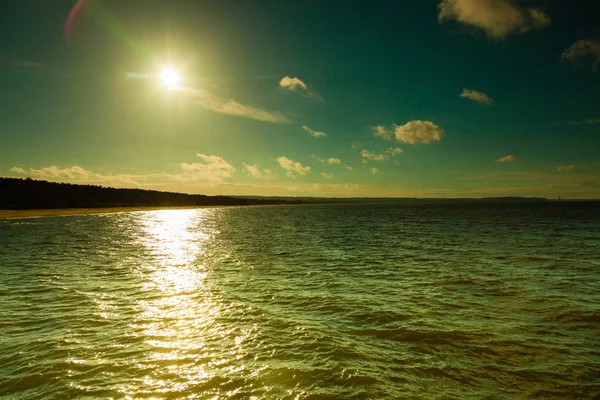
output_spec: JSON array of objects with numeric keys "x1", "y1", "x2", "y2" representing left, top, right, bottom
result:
[{"x1": 0, "y1": 203, "x2": 599, "y2": 399}]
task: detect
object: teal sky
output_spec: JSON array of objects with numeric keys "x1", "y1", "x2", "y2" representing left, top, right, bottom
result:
[{"x1": 1, "y1": 0, "x2": 599, "y2": 198}]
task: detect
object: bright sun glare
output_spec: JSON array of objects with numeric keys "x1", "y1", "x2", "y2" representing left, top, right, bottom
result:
[{"x1": 159, "y1": 68, "x2": 181, "y2": 90}]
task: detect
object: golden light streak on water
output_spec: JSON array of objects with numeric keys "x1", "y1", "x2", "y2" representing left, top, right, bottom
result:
[{"x1": 122, "y1": 209, "x2": 226, "y2": 398}]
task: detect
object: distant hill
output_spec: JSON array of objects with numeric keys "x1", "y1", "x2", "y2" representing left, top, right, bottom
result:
[
  {"x1": 2, "y1": 177, "x2": 578, "y2": 210},
  {"x1": 235, "y1": 195, "x2": 551, "y2": 204},
  {"x1": 0, "y1": 178, "x2": 299, "y2": 209}
]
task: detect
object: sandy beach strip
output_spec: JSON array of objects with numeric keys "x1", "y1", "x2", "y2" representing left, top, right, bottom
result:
[{"x1": 0, "y1": 205, "x2": 232, "y2": 220}]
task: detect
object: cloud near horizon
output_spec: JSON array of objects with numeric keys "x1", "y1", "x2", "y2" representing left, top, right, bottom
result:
[
  {"x1": 242, "y1": 163, "x2": 275, "y2": 179},
  {"x1": 557, "y1": 165, "x2": 575, "y2": 172},
  {"x1": 569, "y1": 118, "x2": 600, "y2": 126},
  {"x1": 302, "y1": 125, "x2": 326, "y2": 137},
  {"x1": 438, "y1": 0, "x2": 550, "y2": 39},
  {"x1": 10, "y1": 167, "x2": 26, "y2": 174},
  {"x1": 460, "y1": 88, "x2": 493, "y2": 105},
  {"x1": 8, "y1": 165, "x2": 162, "y2": 186},
  {"x1": 22, "y1": 165, "x2": 96, "y2": 180},
  {"x1": 562, "y1": 39, "x2": 600, "y2": 72},
  {"x1": 187, "y1": 88, "x2": 290, "y2": 123},
  {"x1": 497, "y1": 155, "x2": 516, "y2": 163},
  {"x1": 276, "y1": 156, "x2": 311, "y2": 177},
  {"x1": 179, "y1": 153, "x2": 235, "y2": 182}
]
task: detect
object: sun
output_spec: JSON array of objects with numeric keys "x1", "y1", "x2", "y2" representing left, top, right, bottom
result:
[{"x1": 159, "y1": 67, "x2": 181, "y2": 90}]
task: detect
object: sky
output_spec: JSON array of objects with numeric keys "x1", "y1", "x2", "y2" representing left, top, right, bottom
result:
[{"x1": 1, "y1": 0, "x2": 599, "y2": 198}]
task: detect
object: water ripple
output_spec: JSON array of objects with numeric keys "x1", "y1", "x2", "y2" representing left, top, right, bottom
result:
[{"x1": 1, "y1": 204, "x2": 599, "y2": 398}]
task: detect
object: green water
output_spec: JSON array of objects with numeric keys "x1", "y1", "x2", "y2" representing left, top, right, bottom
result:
[{"x1": 1, "y1": 204, "x2": 599, "y2": 399}]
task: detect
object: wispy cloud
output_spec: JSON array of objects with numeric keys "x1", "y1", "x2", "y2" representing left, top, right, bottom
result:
[
  {"x1": 179, "y1": 153, "x2": 235, "y2": 182},
  {"x1": 276, "y1": 156, "x2": 311, "y2": 177},
  {"x1": 321, "y1": 172, "x2": 334, "y2": 179},
  {"x1": 460, "y1": 88, "x2": 493, "y2": 105},
  {"x1": 372, "y1": 125, "x2": 394, "y2": 140},
  {"x1": 279, "y1": 76, "x2": 319, "y2": 98},
  {"x1": 361, "y1": 149, "x2": 388, "y2": 163},
  {"x1": 557, "y1": 165, "x2": 575, "y2": 172},
  {"x1": 385, "y1": 147, "x2": 404, "y2": 156},
  {"x1": 497, "y1": 155, "x2": 516, "y2": 163},
  {"x1": 242, "y1": 163, "x2": 274, "y2": 180},
  {"x1": 569, "y1": 118, "x2": 600, "y2": 126},
  {"x1": 302, "y1": 125, "x2": 326, "y2": 137},
  {"x1": 10, "y1": 58, "x2": 46, "y2": 68},
  {"x1": 369, "y1": 167, "x2": 379, "y2": 175},
  {"x1": 312, "y1": 155, "x2": 341, "y2": 165},
  {"x1": 562, "y1": 39, "x2": 600, "y2": 72},
  {"x1": 187, "y1": 88, "x2": 290, "y2": 123},
  {"x1": 438, "y1": 0, "x2": 550, "y2": 39}
]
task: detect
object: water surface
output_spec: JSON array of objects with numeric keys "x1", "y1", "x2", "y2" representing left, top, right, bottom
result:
[{"x1": 1, "y1": 204, "x2": 599, "y2": 398}]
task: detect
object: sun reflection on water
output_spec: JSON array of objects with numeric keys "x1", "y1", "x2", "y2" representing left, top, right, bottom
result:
[{"x1": 124, "y1": 209, "x2": 225, "y2": 397}]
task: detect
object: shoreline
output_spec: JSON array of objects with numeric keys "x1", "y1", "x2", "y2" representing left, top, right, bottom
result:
[{"x1": 0, "y1": 205, "x2": 236, "y2": 220}]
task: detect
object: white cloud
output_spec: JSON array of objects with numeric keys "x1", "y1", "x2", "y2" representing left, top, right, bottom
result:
[
  {"x1": 345, "y1": 165, "x2": 354, "y2": 171},
  {"x1": 385, "y1": 147, "x2": 404, "y2": 155},
  {"x1": 242, "y1": 163, "x2": 275, "y2": 180},
  {"x1": 460, "y1": 88, "x2": 494, "y2": 105},
  {"x1": 276, "y1": 156, "x2": 311, "y2": 177},
  {"x1": 302, "y1": 125, "x2": 326, "y2": 137},
  {"x1": 497, "y1": 155, "x2": 516, "y2": 163},
  {"x1": 187, "y1": 88, "x2": 289, "y2": 123},
  {"x1": 360, "y1": 149, "x2": 388, "y2": 162},
  {"x1": 372, "y1": 125, "x2": 393, "y2": 140},
  {"x1": 279, "y1": 76, "x2": 318, "y2": 97},
  {"x1": 557, "y1": 165, "x2": 575, "y2": 172},
  {"x1": 242, "y1": 163, "x2": 262, "y2": 178},
  {"x1": 562, "y1": 39, "x2": 600, "y2": 72},
  {"x1": 351, "y1": 142, "x2": 363, "y2": 149},
  {"x1": 279, "y1": 76, "x2": 308, "y2": 91},
  {"x1": 321, "y1": 172, "x2": 334, "y2": 179},
  {"x1": 369, "y1": 167, "x2": 379, "y2": 174},
  {"x1": 10, "y1": 167, "x2": 26, "y2": 174},
  {"x1": 180, "y1": 153, "x2": 235, "y2": 182},
  {"x1": 393, "y1": 120, "x2": 445, "y2": 144},
  {"x1": 438, "y1": 0, "x2": 550, "y2": 39}
]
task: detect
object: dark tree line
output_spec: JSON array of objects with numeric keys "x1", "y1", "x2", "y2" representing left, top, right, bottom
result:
[{"x1": 0, "y1": 178, "x2": 297, "y2": 209}]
